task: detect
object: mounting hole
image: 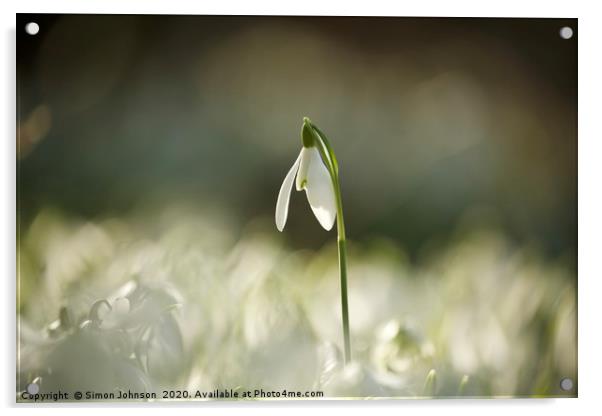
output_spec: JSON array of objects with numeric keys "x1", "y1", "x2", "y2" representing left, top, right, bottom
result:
[
  {"x1": 26, "y1": 382, "x2": 40, "y2": 395},
  {"x1": 559, "y1": 26, "x2": 573, "y2": 40},
  {"x1": 560, "y1": 377, "x2": 574, "y2": 391},
  {"x1": 25, "y1": 22, "x2": 39, "y2": 36}
]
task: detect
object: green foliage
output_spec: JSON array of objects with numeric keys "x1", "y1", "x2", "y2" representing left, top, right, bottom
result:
[{"x1": 17, "y1": 206, "x2": 576, "y2": 399}]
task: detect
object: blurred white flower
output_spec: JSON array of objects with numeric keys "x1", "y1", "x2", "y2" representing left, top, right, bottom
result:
[
  {"x1": 275, "y1": 146, "x2": 336, "y2": 231},
  {"x1": 95, "y1": 297, "x2": 130, "y2": 329}
]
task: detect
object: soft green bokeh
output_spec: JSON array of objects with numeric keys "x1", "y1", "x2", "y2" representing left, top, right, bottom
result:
[{"x1": 17, "y1": 205, "x2": 576, "y2": 399}]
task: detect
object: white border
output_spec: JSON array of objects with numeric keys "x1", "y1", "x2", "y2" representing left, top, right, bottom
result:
[{"x1": 3, "y1": 1, "x2": 601, "y2": 415}]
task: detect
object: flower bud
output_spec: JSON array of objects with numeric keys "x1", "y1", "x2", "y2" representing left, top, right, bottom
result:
[{"x1": 301, "y1": 117, "x2": 316, "y2": 148}]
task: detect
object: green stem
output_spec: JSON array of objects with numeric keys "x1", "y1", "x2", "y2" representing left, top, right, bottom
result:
[
  {"x1": 333, "y1": 176, "x2": 351, "y2": 364},
  {"x1": 305, "y1": 117, "x2": 351, "y2": 364}
]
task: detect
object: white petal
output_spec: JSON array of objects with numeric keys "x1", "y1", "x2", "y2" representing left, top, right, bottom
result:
[
  {"x1": 275, "y1": 151, "x2": 302, "y2": 231},
  {"x1": 113, "y1": 297, "x2": 130, "y2": 316},
  {"x1": 295, "y1": 147, "x2": 311, "y2": 191},
  {"x1": 304, "y1": 147, "x2": 337, "y2": 231}
]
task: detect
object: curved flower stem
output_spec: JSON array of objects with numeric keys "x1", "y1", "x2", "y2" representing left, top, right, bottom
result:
[
  {"x1": 304, "y1": 117, "x2": 351, "y2": 364},
  {"x1": 333, "y1": 175, "x2": 351, "y2": 364}
]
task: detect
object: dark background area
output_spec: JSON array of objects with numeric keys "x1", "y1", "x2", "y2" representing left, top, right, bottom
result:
[{"x1": 17, "y1": 14, "x2": 577, "y2": 260}]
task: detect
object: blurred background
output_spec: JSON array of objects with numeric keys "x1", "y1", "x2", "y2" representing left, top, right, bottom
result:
[{"x1": 17, "y1": 15, "x2": 577, "y2": 399}]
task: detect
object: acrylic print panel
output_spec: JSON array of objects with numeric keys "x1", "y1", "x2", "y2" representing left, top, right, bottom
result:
[{"x1": 16, "y1": 14, "x2": 577, "y2": 401}]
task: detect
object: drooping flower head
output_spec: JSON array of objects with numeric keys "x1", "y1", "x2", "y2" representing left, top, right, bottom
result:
[{"x1": 275, "y1": 118, "x2": 336, "y2": 231}]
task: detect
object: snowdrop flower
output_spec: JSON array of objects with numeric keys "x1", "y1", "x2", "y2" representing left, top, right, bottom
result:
[
  {"x1": 275, "y1": 120, "x2": 337, "y2": 231},
  {"x1": 274, "y1": 117, "x2": 352, "y2": 364}
]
